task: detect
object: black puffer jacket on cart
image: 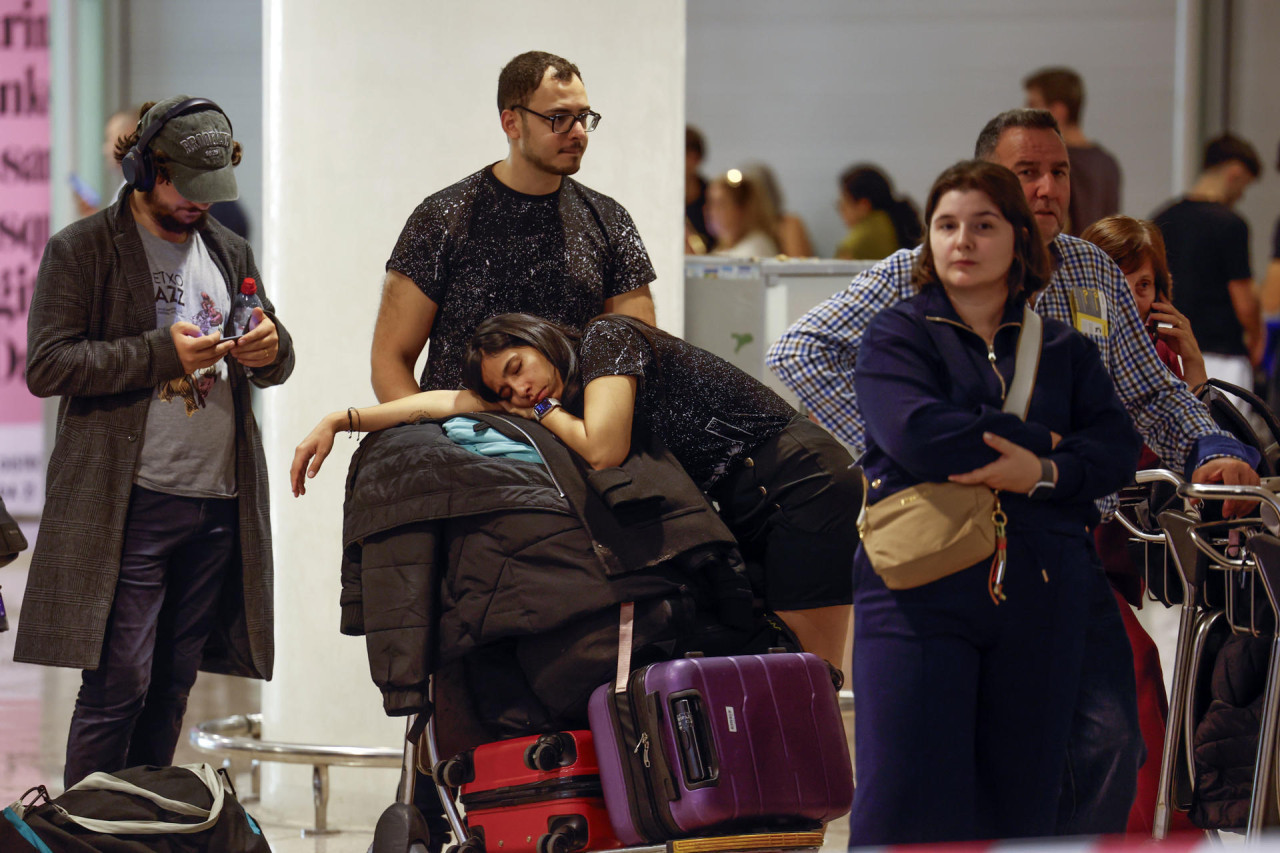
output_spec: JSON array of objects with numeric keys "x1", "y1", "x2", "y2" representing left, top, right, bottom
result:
[{"x1": 340, "y1": 414, "x2": 755, "y2": 727}]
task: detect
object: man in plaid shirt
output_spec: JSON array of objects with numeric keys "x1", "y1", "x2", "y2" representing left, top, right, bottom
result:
[{"x1": 770, "y1": 108, "x2": 1260, "y2": 836}]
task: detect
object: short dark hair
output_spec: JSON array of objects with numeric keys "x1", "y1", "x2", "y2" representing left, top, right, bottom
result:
[
  {"x1": 1023, "y1": 67, "x2": 1084, "y2": 125},
  {"x1": 113, "y1": 100, "x2": 243, "y2": 181},
  {"x1": 974, "y1": 109, "x2": 1062, "y2": 160},
  {"x1": 1080, "y1": 215, "x2": 1173, "y2": 303},
  {"x1": 913, "y1": 160, "x2": 1052, "y2": 304},
  {"x1": 1203, "y1": 133, "x2": 1261, "y2": 177},
  {"x1": 497, "y1": 51, "x2": 581, "y2": 113},
  {"x1": 686, "y1": 125, "x2": 705, "y2": 159}
]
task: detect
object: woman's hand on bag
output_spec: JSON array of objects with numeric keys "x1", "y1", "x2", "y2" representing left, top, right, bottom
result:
[{"x1": 948, "y1": 432, "x2": 1041, "y2": 494}]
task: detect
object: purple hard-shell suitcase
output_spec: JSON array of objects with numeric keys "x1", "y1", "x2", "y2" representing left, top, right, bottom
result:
[{"x1": 587, "y1": 651, "x2": 853, "y2": 844}]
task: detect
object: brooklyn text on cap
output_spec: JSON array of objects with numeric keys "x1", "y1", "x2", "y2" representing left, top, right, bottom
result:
[{"x1": 143, "y1": 95, "x2": 239, "y2": 204}]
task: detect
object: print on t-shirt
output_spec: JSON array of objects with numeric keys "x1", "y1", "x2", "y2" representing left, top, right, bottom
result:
[{"x1": 140, "y1": 231, "x2": 232, "y2": 416}]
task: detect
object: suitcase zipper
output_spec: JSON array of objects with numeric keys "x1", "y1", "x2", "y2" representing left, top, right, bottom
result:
[
  {"x1": 634, "y1": 732, "x2": 651, "y2": 768},
  {"x1": 460, "y1": 777, "x2": 604, "y2": 811}
]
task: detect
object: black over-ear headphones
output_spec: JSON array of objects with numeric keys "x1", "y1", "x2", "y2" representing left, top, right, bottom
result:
[{"x1": 121, "y1": 97, "x2": 233, "y2": 192}]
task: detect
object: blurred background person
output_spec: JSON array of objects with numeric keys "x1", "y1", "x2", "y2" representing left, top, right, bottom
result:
[
  {"x1": 743, "y1": 162, "x2": 815, "y2": 257},
  {"x1": 1260, "y1": 141, "x2": 1280, "y2": 401},
  {"x1": 705, "y1": 169, "x2": 780, "y2": 258},
  {"x1": 685, "y1": 125, "x2": 714, "y2": 254},
  {"x1": 72, "y1": 108, "x2": 136, "y2": 218},
  {"x1": 1153, "y1": 133, "x2": 1262, "y2": 390},
  {"x1": 834, "y1": 163, "x2": 921, "y2": 260},
  {"x1": 1024, "y1": 66, "x2": 1122, "y2": 235}
]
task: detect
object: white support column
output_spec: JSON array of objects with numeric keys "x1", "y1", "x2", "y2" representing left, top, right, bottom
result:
[{"x1": 259, "y1": 0, "x2": 685, "y2": 828}]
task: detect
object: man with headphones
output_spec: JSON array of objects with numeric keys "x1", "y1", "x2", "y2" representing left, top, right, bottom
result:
[
  {"x1": 372, "y1": 50, "x2": 657, "y2": 403},
  {"x1": 18, "y1": 95, "x2": 294, "y2": 786}
]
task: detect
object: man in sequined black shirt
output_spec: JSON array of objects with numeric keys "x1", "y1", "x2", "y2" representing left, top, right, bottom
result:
[{"x1": 373, "y1": 50, "x2": 657, "y2": 400}]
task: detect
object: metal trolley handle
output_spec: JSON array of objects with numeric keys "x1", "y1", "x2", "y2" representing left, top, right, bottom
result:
[
  {"x1": 1178, "y1": 482, "x2": 1280, "y2": 568},
  {"x1": 1113, "y1": 469, "x2": 1187, "y2": 542}
]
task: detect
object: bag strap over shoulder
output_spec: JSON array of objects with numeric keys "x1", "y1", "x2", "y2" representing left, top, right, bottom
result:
[
  {"x1": 1002, "y1": 305, "x2": 1042, "y2": 420},
  {"x1": 53, "y1": 763, "x2": 226, "y2": 835}
]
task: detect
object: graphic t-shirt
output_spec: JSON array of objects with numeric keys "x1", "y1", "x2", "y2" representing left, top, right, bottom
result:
[
  {"x1": 135, "y1": 226, "x2": 237, "y2": 497},
  {"x1": 387, "y1": 165, "x2": 656, "y2": 392},
  {"x1": 577, "y1": 317, "x2": 795, "y2": 489}
]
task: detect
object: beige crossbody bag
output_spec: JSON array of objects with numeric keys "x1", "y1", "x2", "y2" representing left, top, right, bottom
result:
[{"x1": 858, "y1": 306, "x2": 1042, "y2": 595}]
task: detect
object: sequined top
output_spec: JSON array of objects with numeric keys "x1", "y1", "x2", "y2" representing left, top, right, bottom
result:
[
  {"x1": 579, "y1": 317, "x2": 796, "y2": 489},
  {"x1": 387, "y1": 166, "x2": 656, "y2": 391}
]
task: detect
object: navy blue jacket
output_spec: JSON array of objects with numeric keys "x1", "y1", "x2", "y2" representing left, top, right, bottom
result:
[{"x1": 856, "y1": 286, "x2": 1142, "y2": 536}]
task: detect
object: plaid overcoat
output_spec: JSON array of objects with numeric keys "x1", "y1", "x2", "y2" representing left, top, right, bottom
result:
[{"x1": 14, "y1": 191, "x2": 294, "y2": 679}]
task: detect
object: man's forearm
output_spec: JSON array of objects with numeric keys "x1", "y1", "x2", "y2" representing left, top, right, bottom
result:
[{"x1": 371, "y1": 353, "x2": 425, "y2": 402}]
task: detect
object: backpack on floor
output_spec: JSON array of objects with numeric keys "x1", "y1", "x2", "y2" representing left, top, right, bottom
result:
[{"x1": 0, "y1": 763, "x2": 270, "y2": 852}]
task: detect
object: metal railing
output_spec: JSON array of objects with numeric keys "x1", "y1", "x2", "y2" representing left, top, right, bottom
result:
[{"x1": 189, "y1": 713, "x2": 402, "y2": 837}]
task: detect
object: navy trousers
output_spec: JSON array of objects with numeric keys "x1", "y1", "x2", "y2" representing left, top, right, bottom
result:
[
  {"x1": 64, "y1": 486, "x2": 237, "y2": 788},
  {"x1": 1054, "y1": 567, "x2": 1145, "y2": 834},
  {"x1": 848, "y1": 530, "x2": 1104, "y2": 844}
]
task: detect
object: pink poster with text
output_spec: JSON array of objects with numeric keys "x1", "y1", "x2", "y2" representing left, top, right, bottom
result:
[{"x1": 0, "y1": 0, "x2": 49, "y2": 514}]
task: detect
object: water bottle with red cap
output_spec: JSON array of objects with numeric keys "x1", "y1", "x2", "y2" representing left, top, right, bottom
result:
[{"x1": 230, "y1": 277, "x2": 262, "y2": 339}]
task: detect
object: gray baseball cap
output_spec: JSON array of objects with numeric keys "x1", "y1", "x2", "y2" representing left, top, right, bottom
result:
[{"x1": 141, "y1": 95, "x2": 239, "y2": 203}]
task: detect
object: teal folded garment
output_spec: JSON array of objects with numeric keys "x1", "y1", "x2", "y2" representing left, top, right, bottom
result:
[{"x1": 442, "y1": 417, "x2": 544, "y2": 464}]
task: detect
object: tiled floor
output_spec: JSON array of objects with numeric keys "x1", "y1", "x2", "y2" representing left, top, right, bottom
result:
[{"x1": 0, "y1": 537, "x2": 853, "y2": 853}]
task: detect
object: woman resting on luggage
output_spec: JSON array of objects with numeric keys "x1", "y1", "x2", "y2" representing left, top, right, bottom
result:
[
  {"x1": 848, "y1": 160, "x2": 1141, "y2": 845},
  {"x1": 291, "y1": 315, "x2": 860, "y2": 668}
]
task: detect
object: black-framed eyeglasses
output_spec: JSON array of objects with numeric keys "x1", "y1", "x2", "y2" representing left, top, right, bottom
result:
[{"x1": 513, "y1": 105, "x2": 601, "y2": 134}]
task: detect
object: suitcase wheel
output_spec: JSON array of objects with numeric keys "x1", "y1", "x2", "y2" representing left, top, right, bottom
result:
[
  {"x1": 537, "y1": 815, "x2": 587, "y2": 853},
  {"x1": 435, "y1": 753, "x2": 475, "y2": 788},
  {"x1": 523, "y1": 733, "x2": 578, "y2": 771}
]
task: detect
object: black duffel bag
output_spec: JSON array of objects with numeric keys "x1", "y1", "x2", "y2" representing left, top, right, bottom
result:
[{"x1": 0, "y1": 763, "x2": 270, "y2": 852}]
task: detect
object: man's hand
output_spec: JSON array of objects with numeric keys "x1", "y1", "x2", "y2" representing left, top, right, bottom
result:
[
  {"x1": 949, "y1": 432, "x2": 1042, "y2": 493},
  {"x1": 171, "y1": 322, "x2": 233, "y2": 374},
  {"x1": 229, "y1": 308, "x2": 279, "y2": 368},
  {"x1": 1191, "y1": 456, "x2": 1260, "y2": 517}
]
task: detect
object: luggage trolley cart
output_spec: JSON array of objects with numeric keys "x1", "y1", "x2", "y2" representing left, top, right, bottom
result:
[
  {"x1": 1116, "y1": 474, "x2": 1280, "y2": 839},
  {"x1": 371, "y1": 677, "x2": 830, "y2": 853},
  {"x1": 1179, "y1": 481, "x2": 1280, "y2": 839}
]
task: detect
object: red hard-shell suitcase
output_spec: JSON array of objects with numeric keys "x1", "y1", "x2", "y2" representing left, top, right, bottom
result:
[
  {"x1": 587, "y1": 651, "x2": 853, "y2": 844},
  {"x1": 435, "y1": 731, "x2": 622, "y2": 853}
]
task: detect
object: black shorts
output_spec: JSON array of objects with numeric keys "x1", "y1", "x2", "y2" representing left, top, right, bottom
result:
[{"x1": 709, "y1": 416, "x2": 861, "y2": 610}]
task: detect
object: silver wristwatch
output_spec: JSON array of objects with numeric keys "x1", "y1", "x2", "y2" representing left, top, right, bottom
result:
[
  {"x1": 1028, "y1": 457, "x2": 1056, "y2": 500},
  {"x1": 533, "y1": 397, "x2": 561, "y2": 421}
]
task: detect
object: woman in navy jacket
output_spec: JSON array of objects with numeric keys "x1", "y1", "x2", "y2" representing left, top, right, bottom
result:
[{"x1": 849, "y1": 160, "x2": 1142, "y2": 844}]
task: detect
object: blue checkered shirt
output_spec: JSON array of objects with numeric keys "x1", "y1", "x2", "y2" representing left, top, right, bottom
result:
[{"x1": 767, "y1": 235, "x2": 1247, "y2": 517}]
